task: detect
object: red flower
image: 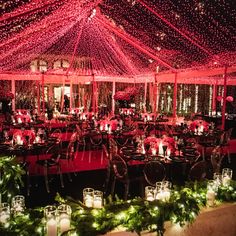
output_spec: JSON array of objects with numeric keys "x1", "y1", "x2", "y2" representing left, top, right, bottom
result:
[{"x1": 114, "y1": 91, "x2": 131, "y2": 101}]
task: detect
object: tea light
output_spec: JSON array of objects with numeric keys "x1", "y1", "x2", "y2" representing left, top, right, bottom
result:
[
  {"x1": 16, "y1": 135, "x2": 22, "y2": 145},
  {"x1": 44, "y1": 206, "x2": 57, "y2": 236},
  {"x1": 83, "y1": 188, "x2": 94, "y2": 208},
  {"x1": 199, "y1": 125, "x2": 204, "y2": 133},
  {"x1": 58, "y1": 204, "x2": 71, "y2": 234},
  {"x1": 0, "y1": 203, "x2": 10, "y2": 224},
  {"x1": 93, "y1": 190, "x2": 103, "y2": 208},
  {"x1": 12, "y1": 195, "x2": 25, "y2": 215},
  {"x1": 105, "y1": 124, "x2": 108, "y2": 131},
  {"x1": 166, "y1": 149, "x2": 171, "y2": 157},
  {"x1": 151, "y1": 148, "x2": 157, "y2": 156},
  {"x1": 145, "y1": 186, "x2": 155, "y2": 201},
  {"x1": 222, "y1": 168, "x2": 233, "y2": 186}
]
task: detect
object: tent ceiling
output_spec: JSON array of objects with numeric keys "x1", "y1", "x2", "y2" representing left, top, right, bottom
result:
[{"x1": 0, "y1": 0, "x2": 236, "y2": 77}]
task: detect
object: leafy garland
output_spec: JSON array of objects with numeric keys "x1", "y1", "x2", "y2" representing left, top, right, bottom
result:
[
  {"x1": 0, "y1": 181, "x2": 235, "y2": 235},
  {"x1": 0, "y1": 157, "x2": 235, "y2": 236},
  {"x1": 0, "y1": 156, "x2": 25, "y2": 202}
]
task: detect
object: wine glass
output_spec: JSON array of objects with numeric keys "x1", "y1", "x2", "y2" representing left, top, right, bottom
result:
[{"x1": 162, "y1": 145, "x2": 167, "y2": 157}]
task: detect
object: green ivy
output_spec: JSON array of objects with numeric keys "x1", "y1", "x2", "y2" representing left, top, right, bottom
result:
[
  {"x1": 0, "y1": 158, "x2": 235, "y2": 236},
  {"x1": 0, "y1": 156, "x2": 25, "y2": 202}
]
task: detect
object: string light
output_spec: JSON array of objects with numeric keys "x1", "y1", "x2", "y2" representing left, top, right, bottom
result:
[{"x1": 0, "y1": 0, "x2": 236, "y2": 75}]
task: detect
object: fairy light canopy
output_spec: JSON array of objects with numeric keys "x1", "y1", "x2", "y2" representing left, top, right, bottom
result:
[{"x1": 1, "y1": 0, "x2": 236, "y2": 78}]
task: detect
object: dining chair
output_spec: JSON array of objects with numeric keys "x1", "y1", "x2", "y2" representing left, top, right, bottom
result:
[
  {"x1": 110, "y1": 154, "x2": 143, "y2": 200},
  {"x1": 143, "y1": 160, "x2": 166, "y2": 186},
  {"x1": 188, "y1": 160, "x2": 208, "y2": 181},
  {"x1": 210, "y1": 146, "x2": 224, "y2": 173},
  {"x1": 89, "y1": 130, "x2": 103, "y2": 150},
  {"x1": 59, "y1": 140, "x2": 79, "y2": 179},
  {"x1": 102, "y1": 144, "x2": 112, "y2": 195},
  {"x1": 35, "y1": 143, "x2": 64, "y2": 193},
  {"x1": 48, "y1": 128, "x2": 62, "y2": 144},
  {"x1": 219, "y1": 128, "x2": 233, "y2": 163}
]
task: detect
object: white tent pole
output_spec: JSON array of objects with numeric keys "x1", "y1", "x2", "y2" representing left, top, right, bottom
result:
[
  {"x1": 212, "y1": 81, "x2": 217, "y2": 114},
  {"x1": 173, "y1": 72, "x2": 178, "y2": 118},
  {"x1": 112, "y1": 80, "x2": 116, "y2": 115},
  {"x1": 70, "y1": 76, "x2": 73, "y2": 112},
  {"x1": 60, "y1": 76, "x2": 65, "y2": 113},
  {"x1": 11, "y1": 78, "x2": 15, "y2": 111},
  {"x1": 144, "y1": 78, "x2": 147, "y2": 112}
]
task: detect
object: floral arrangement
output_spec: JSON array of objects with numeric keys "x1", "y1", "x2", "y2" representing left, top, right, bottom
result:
[
  {"x1": 0, "y1": 91, "x2": 14, "y2": 101},
  {"x1": 189, "y1": 119, "x2": 209, "y2": 132},
  {"x1": 98, "y1": 119, "x2": 118, "y2": 131},
  {"x1": 114, "y1": 86, "x2": 139, "y2": 101},
  {"x1": 114, "y1": 91, "x2": 131, "y2": 101},
  {"x1": 144, "y1": 135, "x2": 176, "y2": 153}
]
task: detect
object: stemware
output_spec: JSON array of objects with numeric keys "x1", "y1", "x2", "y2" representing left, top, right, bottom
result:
[{"x1": 162, "y1": 145, "x2": 167, "y2": 157}]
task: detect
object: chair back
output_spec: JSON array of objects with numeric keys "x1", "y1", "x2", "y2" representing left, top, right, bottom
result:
[
  {"x1": 111, "y1": 154, "x2": 128, "y2": 179},
  {"x1": 46, "y1": 143, "x2": 61, "y2": 162},
  {"x1": 188, "y1": 160, "x2": 207, "y2": 181},
  {"x1": 211, "y1": 146, "x2": 224, "y2": 173},
  {"x1": 65, "y1": 141, "x2": 77, "y2": 160},
  {"x1": 90, "y1": 131, "x2": 103, "y2": 146},
  {"x1": 143, "y1": 161, "x2": 166, "y2": 186},
  {"x1": 49, "y1": 129, "x2": 62, "y2": 143},
  {"x1": 102, "y1": 144, "x2": 110, "y2": 160},
  {"x1": 109, "y1": 138, "x2": 118, "y2": 155}
]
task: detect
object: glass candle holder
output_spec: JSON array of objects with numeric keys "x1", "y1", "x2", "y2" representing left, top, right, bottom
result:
[
  {"x1": 11, "y1": 195, "x2": 25, "y2": 215},
  {"x1": 0, "y1": 203, "x2": 10, "y2": 224},
  {"x1": 83, "y1": 188, "x2": 94, "y2": 208},
  {"x1": 145, "y1": 186, "x2": 155, "y2": 201},
  {"x1": 57, "y1": 204, "x2": 71, "y2": 234},
  {"x1": 44, "y1": 205, "x2": 57, "y2": 236},
  {"x1": 155, "y1": 181, "x2": 171, "y2": 202},
  {"x1": 206, "y1": 180, "x2": 217, "y2": 207},
  {"x1": 222, "y1": 168, "x2": 233, "y2": 186},
  {"x1": 93, "y1": 190, "x2": 103, "y2": 208},
  {"x1": 213, "y1": 173, "x2": 222, "y2": 188}
]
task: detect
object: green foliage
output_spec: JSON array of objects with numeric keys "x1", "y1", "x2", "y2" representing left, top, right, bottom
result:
[
  {"x1": 0, "y1": 156, "x2": 25, "y2": 201},
  {"x1": 0, "y1": 177, "x2": 235, "y2": 236}
]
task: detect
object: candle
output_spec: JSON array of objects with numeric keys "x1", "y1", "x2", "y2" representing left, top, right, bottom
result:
[
  {"x1": 162, "y1": 191, "x2": 171, "y2": 201},
  {"x1": 222, "y1": 168, "x2": 233, "y2": 186},
  {"x1": 145, "y1": 186, "x2": 155, "y2": 201},
  {"x1": 85, "y1": 196, "x2": 93, "y2": 208},
  {"x1": 16, "y1": 135, "x2": 21, "y2": 145},
  {"x1": 156, "y1": 191, "x2": 165, "y2": 200},
  {"x1": 59, "y1": 214, "x2": 70, "y2": 233},
  {"x1": 166, "y1": 149, "x2": 171, "y2": 157},
  {"x1": 83, "y1": 188, "x2": 94, "y2": 208},
  {"x1": 12, "y1": 195, "x2": 25, "y2": 215},
  {"x1": 46, "y1": 218, "x2": 57, "y2": 236},
  {"x1": 93, "y1": 190, "x2": 103, "y2": 208},
  {"x1": 58, "y1": 204, "x2": 71, "y2": 234},
  {"x1": 44, "y1": 206, "x2": 57, "y2": 236},
  {"x1": 0, "y1": 203, "x2": 10, "y2": 224},
  {"x1": 93, "y1": 198, "x2": 102, "y2": 208},
  {"x1": 222, "y1": 176, "x2": 231, "y2": 186},
  {"x1": 151, "y1": 148, "x2": 157, "y2": 156},
  {"x1": 206, "y1": 189, "x2": 215, "y2": 207},
  {"x1": 159, "y1": 141, "x2": 163, "y2": 156},
  {"x1": 199, "y1": 125, "x2": 204, "y2": 133}
]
